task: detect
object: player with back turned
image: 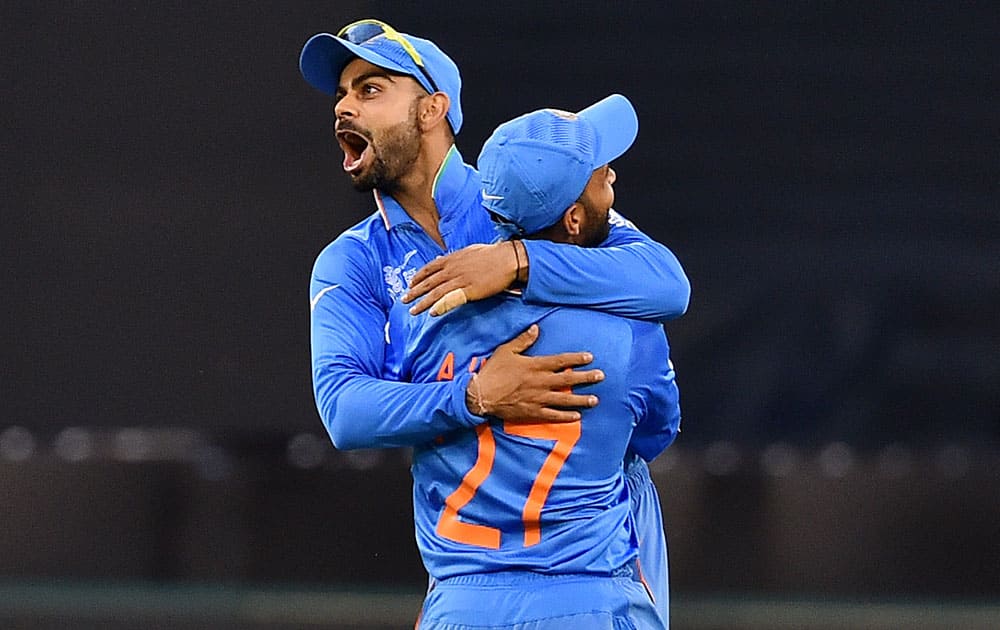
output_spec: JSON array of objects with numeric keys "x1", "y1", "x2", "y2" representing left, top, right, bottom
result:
[
  {"x1": 299, "y1": 19, "x2": 688, "y2": 628},
  {"x1": 401, "y1": 95, "x2": 681, "y2": 629}
]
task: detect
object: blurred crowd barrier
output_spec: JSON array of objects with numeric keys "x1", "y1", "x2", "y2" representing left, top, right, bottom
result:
[{"x1": 1, "y1": 426, "x2": 997, "y2": 599}]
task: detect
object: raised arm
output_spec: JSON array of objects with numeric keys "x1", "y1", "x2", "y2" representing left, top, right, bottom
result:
[{"x1": 403, "y1": 210, "x2": 690, "y2": 322}]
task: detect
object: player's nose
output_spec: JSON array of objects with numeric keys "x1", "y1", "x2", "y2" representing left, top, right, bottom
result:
[{"x1": 334, "y1": 93, "x2": 358, "y2": 120}]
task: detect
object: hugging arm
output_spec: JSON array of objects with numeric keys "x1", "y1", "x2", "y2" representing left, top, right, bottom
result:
[
  {"x1": 310, "y1": 237, "x2": 482, "y2": 449},
  {"x1": 521, "y1": 211, "x2": 689, "y2": 322},
  {"x1": 404, "y1": 210, "x2": 690, "y2": 322},
  {"x1": 311, "y1": 238, "x2": 601, "y2": 448}
]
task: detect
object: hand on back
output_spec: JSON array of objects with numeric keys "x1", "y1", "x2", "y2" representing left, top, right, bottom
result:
[{"x1": 466, "y1": 324, "x2": 603, "y2": 423}]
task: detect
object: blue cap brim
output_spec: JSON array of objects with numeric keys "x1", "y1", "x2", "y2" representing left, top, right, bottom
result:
[
  {"x1": 577, "y1": 94, "x2": 639, "y2": 166},
  {"x1": 299, "y1": 33, "x2": 415, "y2": 95}
]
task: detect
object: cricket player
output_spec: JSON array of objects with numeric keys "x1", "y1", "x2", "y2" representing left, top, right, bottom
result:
[
  {"x1": 300, "y1": 19, "x2": 687, "y2": 627},
  {"x1": 402, "y1": 95, "x2": 680, "y2": 629}
]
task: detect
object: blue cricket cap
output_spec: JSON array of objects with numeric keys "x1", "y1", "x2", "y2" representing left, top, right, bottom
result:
[
  {"x1": 477, "y1": 94, "x2": 638, "y2": 235},
  {"x1": 299, "y1": 23, "x2": 463, "y2": 133}
]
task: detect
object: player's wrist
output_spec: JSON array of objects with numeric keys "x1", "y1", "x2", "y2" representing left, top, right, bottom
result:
[
  {"x1": 465, "y1": 372, "x2": 490, "y2": 416},
  {"x1": 511, "y1": 239, "x2": 529, "y2": 286}
]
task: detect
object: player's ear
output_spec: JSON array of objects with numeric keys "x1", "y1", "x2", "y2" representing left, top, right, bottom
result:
[
  {"x1": 418, "y1": 92, "x2": 450, "y2": 131},
  {"x1": 561, "y1": 203, "x2": 583, "y2": 238}
]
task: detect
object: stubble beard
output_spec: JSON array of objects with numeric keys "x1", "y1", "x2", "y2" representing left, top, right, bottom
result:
[
  {"x1": 350, "y1": 102, "x2": 422, "y2": 194},
  {"x1": 579, "y1": 202, "x2": 612, "y2": 247}
]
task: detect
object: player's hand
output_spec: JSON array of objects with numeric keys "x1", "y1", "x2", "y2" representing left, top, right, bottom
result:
[
  {"x1": 466, "y1": 324, "x2": 603, "y2": 423},
  {"x1": 402, "y1": 241, "x2": 526, "y2": 317}
]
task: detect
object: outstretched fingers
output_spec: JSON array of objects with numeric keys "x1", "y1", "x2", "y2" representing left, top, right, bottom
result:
[
  {"x1": 552, "y1": 367, "x2": 605, "y2": 388},
  {"x1": 406, "y1": 280, "x2": 460, "y2": 315},
  {"x1": 523, "y1": 407, "x2": 585, "y2": 423},
  {"x1": 405, "y1": 258, "x2": 445, "y2": 296},
  {"x1": 429, "y1": 288, "x2": 468, "y2": 316},
  {"x1": 497, "y1": 324, "x2": 540, "y2": 355},
  {"x1": 545, "y1": 388, "x2": 600, "y2": 409},
  {"x1": 531, "y1": 351, "x2": 597, "y2": 373}
]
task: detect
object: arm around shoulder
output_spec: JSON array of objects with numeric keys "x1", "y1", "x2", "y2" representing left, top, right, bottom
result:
[{"x1": 520, "y1": 210, "x2": 690, "y2": 322}]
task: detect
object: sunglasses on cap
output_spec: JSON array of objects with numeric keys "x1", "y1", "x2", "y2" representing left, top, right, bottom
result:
[{"x1": 337, "y1": 19, "x2": 442, "y2": 95}]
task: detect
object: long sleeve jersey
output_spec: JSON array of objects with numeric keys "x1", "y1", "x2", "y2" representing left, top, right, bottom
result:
[
  {"x1": 309, "y1": 145, "x2": 689, "y2": 450},
  {"x1": 399, "y1": 295, "x2": 681, "y2": 579}
]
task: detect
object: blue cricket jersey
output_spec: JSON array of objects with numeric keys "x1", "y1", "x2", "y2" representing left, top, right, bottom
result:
[
  {"x1": 399, "y1": 295, "x2": 681, "y2": 579},
  {"x1": 309, "y1": 145, "x2": 689, "y2": 451}
]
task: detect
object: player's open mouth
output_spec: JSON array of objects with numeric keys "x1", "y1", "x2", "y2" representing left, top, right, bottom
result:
[{"x1": 336, "y1": 129, "x2": 371, "y2": 173}]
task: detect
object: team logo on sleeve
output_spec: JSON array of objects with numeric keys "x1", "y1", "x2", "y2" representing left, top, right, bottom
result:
[{"x1": 383, "y1": 249, "x2": 419, "y2": 300}]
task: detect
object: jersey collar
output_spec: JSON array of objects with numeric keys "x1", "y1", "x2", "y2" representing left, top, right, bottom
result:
[{"x1": 373, "y1": 145, "x2": 475, "y2": 232}]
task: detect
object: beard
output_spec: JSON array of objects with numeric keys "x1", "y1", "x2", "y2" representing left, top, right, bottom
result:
[
  {"x1": 347, "y1": 102, "x2": 422, "y2": 194},
  {"x1": 579, "y1": 203, "x2": 611, "y2": 247}
]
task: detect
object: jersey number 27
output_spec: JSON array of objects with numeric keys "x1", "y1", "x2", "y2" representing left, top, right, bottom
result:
[{"x1": 436, "y1": 421, "x2": 581, "y2": 549}]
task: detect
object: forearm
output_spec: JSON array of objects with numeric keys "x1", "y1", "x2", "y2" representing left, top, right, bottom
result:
[
  {"x1": 314, "y1": 367, "x2": 480, "y2": 449},
  {"x1": 520, "y1": 238, "x2": 690, "y2": 321}
]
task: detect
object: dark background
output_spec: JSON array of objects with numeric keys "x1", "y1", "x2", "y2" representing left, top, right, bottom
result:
[
  {"x1": 4, "y1": 1, "x2": 997, "y2": 445},
  {"x1": 2, "y1": 0, "x2": 999, "y2": 619}
]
